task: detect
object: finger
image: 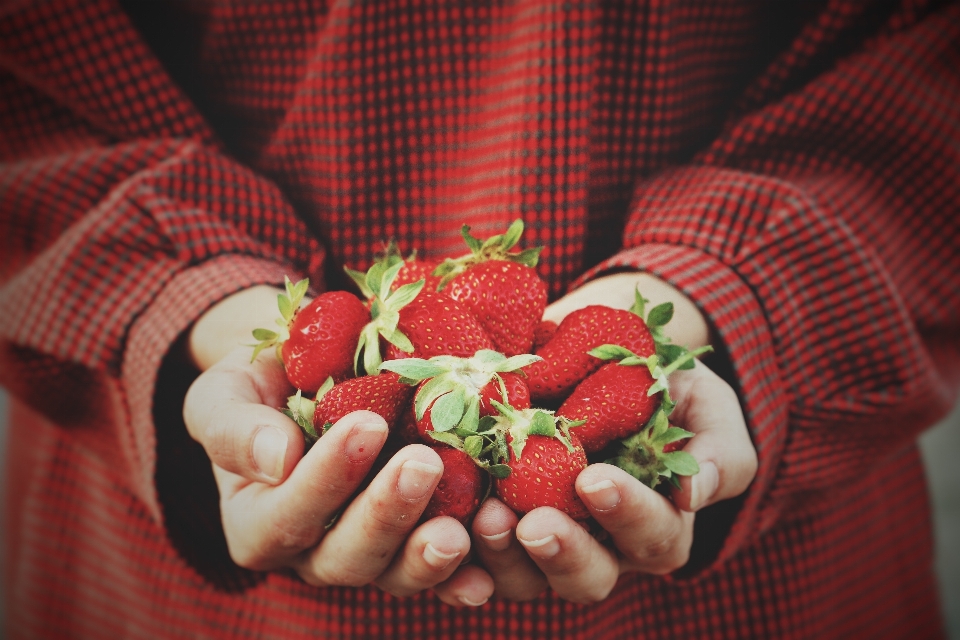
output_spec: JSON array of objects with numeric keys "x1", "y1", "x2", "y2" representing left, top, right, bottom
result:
[
  {"x1": 218, "y1": 410, "x2": 390, "y2": 570},
  {"x1": 666, "y1": 363, "x2": 758, "y2": 512},
  {"x1": 471, "y1": 498, "x2": 547, "y2": 601},
  {"x1": 295, "y1": 444, "x2": 444, "y2": 587},
  {"x1": 577, "y1": 464, "x2": 694, "y2": 575},
  {"x1": 184, "y1": 347, "x2": 302, "y2": 484},
  {"x1": 373, "y1": 516, "x2": 471, "y2": 597},
  {"x1": 432, "y1": 564, "x2": 496, "y2": 608},
  {"x1": 514, "y1": 507, "x2": 620, "y2": 604}
]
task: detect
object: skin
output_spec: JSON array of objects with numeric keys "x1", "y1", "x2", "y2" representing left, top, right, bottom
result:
[{"x1": 183, "y1": 271, "x2": 757, "y2": 606}]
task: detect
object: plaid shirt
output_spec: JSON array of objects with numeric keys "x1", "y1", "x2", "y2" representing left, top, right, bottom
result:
[{"x1": 1, "y1": 0, "x2": 958, "y2": 638}]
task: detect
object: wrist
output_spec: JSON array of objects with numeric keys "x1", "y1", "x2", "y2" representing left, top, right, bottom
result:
[
  {"x1": 544, "y1": 272, "x2": 711, "y2": 351},
  {"x1": 187, "y1": 284, "x2": 289, "y2": 371}
]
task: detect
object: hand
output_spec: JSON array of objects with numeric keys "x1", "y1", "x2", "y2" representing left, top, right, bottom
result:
[
  {"x1": 470, "y1": 272, "x2": 757, "y2": 603},
  {"x1": 182, "y1": 287, "x2": 495, "y2": 606}
]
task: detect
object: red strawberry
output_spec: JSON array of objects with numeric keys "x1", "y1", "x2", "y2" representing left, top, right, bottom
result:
[
  {"x1": 421, "y1": 446, "x2": 487, "y2": 526},
  {"x1": 343, "y1": 259, "x2": 428, "y2": 376},
  {"x1": 312, "y1": 372, "x2": 415, "y2": 432},
  {"x1": 283, "y1": 372, "x2": 416, "y2": 446},
  {"x1": 556, "y1": 361, "x2": 659, "y2": 453},
  {"x1": 253, "y1": 277, "x2": 369, "y2": 394},
  {"x1": 415, "y1": 370, "x2": 532, "y2": 441},
  {"x1": 379, "y1": 350, "x2": 539, "y2": 440},
  {"x1": 497, "y1": 433, "x2": 589, "y2": 520},
  {"x1": 525, "y1": 304, "x2": 655, "y2": 405},
  {"x1": 444, "y1": 260, "x2": 547, "y2": 356},
  {"x1": 572, "y1": 342, "x2": 712, "y2": 489},
  {"x1": 435, "y1": 220, "x2": 547, "y2": 356},
  {"x1": 385, "y1": 290, "x2": 493, "y2": 361},
  {"x1": 483, "y1": 404, "x2": 590, "y2": 521},
  {"x1": 479, "y1": 371, "x2": 531, "y2": 416},
  {"x1": 392, "y1": 255, "x2": 442, "y2": 292},
  {"x1": 531, "y1": 319, "x2": 558, "y2": 350}
]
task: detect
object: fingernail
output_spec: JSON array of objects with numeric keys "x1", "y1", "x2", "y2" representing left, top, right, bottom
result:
[
  {"x1": 253, "y1": 426, "x2": 287, "y2": 482},
  {"x1": 344, "y1": 420, "x2": 389, "y2": 463},
  {"x1": 690, "y1": 461, "x2": 718, "y2": 511},
  {"x1": 422, "y1": 542, "x2": 460, "y2": 570},
  {"x1": 518, "y1": 534, "x2": 560, "y2": 559},
  {"x1": 480, "y1": 529, "x2": 512, "y2": 551},
  {"x1": 581, "y1": 479, "x2": 621, "y2": 511},
  {"x1": 458, "y1": 595, "x2": 489, "y2": 607},
  {"x1": 397, "y1": 460, "x2": 442, "y2": 501}
]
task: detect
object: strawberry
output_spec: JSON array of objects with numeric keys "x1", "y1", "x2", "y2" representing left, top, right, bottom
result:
[
  {"x1": 486, "y1": 403, "x2": 591, "y2": 521},
  {"x1": 379, "y1": 350, "x2": 539, "y2": 441},
  {"x1": 531, "y1": 319, "x2": 558, "y2": 351},
  {"x1": 384, "y1": 290, "x2": 494, "y2": 361},
  {"x1": 283, "y1": 372, "x2": 416, "y2": 446},
  {"x1": 568, "y1": 341, "x2": 712, "y2": 488},
  {"x1": 435, "y1": 220, "x2": 547, "y2": 356},
  {"x1": 421, "y1": 446, "x2": 487, "y2": 526},
  {"x1": 556, "y1": 360, "x2": 659, "y2": 453},
  {"x1": 350, "y1": 241, "x2": 443, "y2": 294},
  {"x1": 524, "y1": 304, "x2": 655, "y2": 405},
  {"x1": 391, "y1": 254, "x2": 442, "y2": 293},
  {"x1": 343, "y1": 259, "x2": 427, "y2": 375},
  {"x1": 252, "y1": 277, "x2": 369, "y2": 394}
]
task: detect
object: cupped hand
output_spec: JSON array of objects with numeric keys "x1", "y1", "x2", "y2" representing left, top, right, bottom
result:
[
  {"x1": 471, "y1": 272, "x2": 757, "y2": 603},
  {"x1": 181, "y1": 286, "x2": 494, "y2": 606},
  {"x1": 473, "y1": 362, "x2": 756, "y2": 603}
]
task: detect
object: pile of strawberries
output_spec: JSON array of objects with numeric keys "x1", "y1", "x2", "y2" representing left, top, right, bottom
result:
[{"x1": 254, "y1": 220, "x2": 708, "y2": 526}]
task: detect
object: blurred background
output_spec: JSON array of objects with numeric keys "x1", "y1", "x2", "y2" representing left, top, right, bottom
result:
[{"x1": 0, "y1": 388, "x2": 957, "y2": 637}]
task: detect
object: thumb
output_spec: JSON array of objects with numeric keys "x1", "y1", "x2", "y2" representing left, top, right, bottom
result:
[
  {"x1": 183, "y1": 347, "x2": 304, "y2": 484},
  {"x1": 665, "y1": 362, "x2": 758, "y2": 512}
]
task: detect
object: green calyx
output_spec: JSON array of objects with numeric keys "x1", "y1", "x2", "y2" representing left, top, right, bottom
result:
[
  {"x1": 605, "y1": 405, "x2": 699, "y2": 490},
  {"x1": 345, "y1": 259, "x2": 425, "y2": 376},
  {"x1": 433, "y1": 219, "x2": 542, "y2": 289},
  {"x1": 250, "y1": 276, "x2": 311, "y2": 363},
  {"x1": 379, "y1": 349, "x2": 541, "y2": 434},
  {"x1": 282, "y1": 376, "x2": 338, "y2": 447},
  {"x1": 482, "y1": 402, "x2": 585, "y2": 479}
]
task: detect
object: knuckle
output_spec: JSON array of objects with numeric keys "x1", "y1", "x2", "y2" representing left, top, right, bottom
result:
[
  {"x1": 364, "y1": 496, "x2": 417, "y2": 538},
  {"x1": 263, "y1": 516, "x2": 321, "y2": 554},
  {"x1": 637, "y1": 537, "x2": 690, "y2": 575},
  {"x1": 314, "y1": 561, "x2": 374, "y2": 588}
]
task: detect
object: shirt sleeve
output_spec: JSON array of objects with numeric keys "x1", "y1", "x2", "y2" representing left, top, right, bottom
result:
[
  {"x1": 0, "y1": 0, "x2": 325, "y2": 517},
  {"x1": 582, "y1": 1, "x2": 960, "y2": 573}
]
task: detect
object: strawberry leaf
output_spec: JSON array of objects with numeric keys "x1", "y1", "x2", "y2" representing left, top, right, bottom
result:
[
  {"x1": 384, "y1": 279, "x2": 425, "y2": 312},
  {"x1": 646, "y1": 302, "x2": 674, "y2": 328},
  {"x1": 662, "y1": 451, "x2": 700, "y2": 476},
  {"x1": 277, "y1": 292, "x2": 294, "y2": 323},
  {"x1": 382, "y1": 328, "x2": 414, "y2": 354},
  {"x1": 512, "y1": 246, "x2": 541, "y2": 267},
  {"x1": 629, "y1": 289, "x2": 648, "y2": 318},
  {"x1": 487, "y1": 464, "x2": 512, "y2": 479},
  {"x1": 379, "y1": 260, "x2": 406, "y2": 300},
  {"x1": 461, "y1": 225, "x2": 484, "y2": 254},
  {"x1": 528, "y1": 411, "x2": 556, "y2": 437},
  {"x1": 588, "y1": 344, "x2": 638, "y2": 361},
  {"x1": 464, "y1": 435, "x2": 483, "y2": 458},
  {"x1": 252, "y1": 328, "x2": 278, "y2": 341},
  {"x1": 344, "y1": 267, "x2": 374, "y2": 299},
  {"x1": 496, "y1": 353, "x2": 542, "y2": 371},
  {"x1": 501, "y1": 219, "x2": 524, "y2": 250},
  {"x1": 428, "y1": 431, "x2": 464, "y2": 449},
  {"x1": 654, "y1": 427, "x2": 694, "y2": 445},
  {"x1": 379, "y1": 358, "x2": 446, "y2": 381},
  {"x1": 459, "y1": 394, "x2": 481, "y2": 431},
  {"x1": 431, "y1": 387, "x2": 466, "y2": 432}
]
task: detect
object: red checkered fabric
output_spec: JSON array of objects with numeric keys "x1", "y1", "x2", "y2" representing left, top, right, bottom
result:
[{"x1": 1, "y1": 0, "x2": 958, "y2": 638}]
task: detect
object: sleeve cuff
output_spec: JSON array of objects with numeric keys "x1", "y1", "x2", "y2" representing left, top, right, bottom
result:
[
  {"x1": 119, "y1": 254, "x2": 296, "y2": 521},
  {"x1": 581, "y1": 243, "x2": 790, "y2": 577}
]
